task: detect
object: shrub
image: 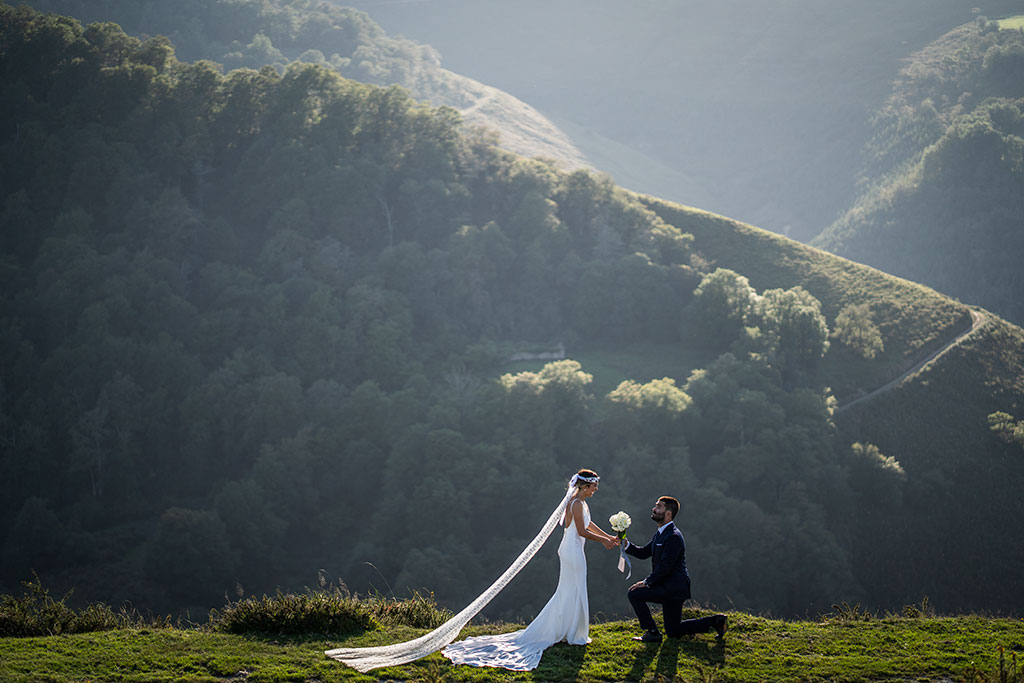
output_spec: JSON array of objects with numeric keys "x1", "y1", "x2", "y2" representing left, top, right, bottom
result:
[
  {"x1": 209, "y1": 587, "x2": 378, "y2": 636},
  {"x1": 208, "y1": 585, "x2": 455, "y2": 635},
  {"x1": 989, "y1": 411, "x2": 1024, "y2": 448},
  {"x1": 0, "y1": 575, "x2": 128, "y2": 637},
  {"x1": 363, "y1": 590, "x2": 453, "y2": 629}
]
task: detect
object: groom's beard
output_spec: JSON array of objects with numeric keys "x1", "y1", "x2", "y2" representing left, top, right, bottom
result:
[{"x1": 651, "y1": 511, "x2": 666, "y2": 524}]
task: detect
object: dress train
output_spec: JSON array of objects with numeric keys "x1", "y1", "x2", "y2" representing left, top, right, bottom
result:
[{"x1": 441, "y1": 503, "x2": 591, "y2": 671}]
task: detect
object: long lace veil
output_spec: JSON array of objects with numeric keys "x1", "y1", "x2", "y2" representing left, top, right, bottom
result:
[{"x1": 325, "y1": 476, "x2": 581, "y2": 672}]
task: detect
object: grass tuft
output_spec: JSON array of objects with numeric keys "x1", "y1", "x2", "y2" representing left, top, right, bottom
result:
[
  {"x1": 207, "y1": 583, "x2": 454, "y2": 636},
  {"x1": 964, "y1": 646, "x2": 1022, "y2": 683},
  {"x1": 0, "y1": 574, "x2": 153, "y2": 637},
  {"x1": 898, "y1": 596, "x2": 934, "y2": 619},
  {"x1": 363, "y1": 589, "x2": 454, "y2": 630},
  {"x1": 209, "y1": 586, "x2": 377, "y2": 636},
  {"x1": 825, "y1": 601, "x2": 873, "y2": 622}
]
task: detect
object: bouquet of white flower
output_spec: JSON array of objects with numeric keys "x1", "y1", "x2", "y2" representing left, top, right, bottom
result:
[
  {"x1": 609, "y1": 511, "x2": 632, "y2": 578},
  {"x1": 609, "y1": 511, "x2": 631, "y2": 537}
]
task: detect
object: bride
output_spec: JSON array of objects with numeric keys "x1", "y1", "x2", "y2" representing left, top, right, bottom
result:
[
  {"x1": 441, "y1": 468, "x2": 618, "y2": 670},
  {"x1": 325, "y1": 468, "x2": 619, "y2": 672}
]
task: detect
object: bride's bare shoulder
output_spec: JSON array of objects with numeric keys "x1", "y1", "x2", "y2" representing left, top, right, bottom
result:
[{"x1": 563, "y1": 497, "x2": 583, "y2": 525}]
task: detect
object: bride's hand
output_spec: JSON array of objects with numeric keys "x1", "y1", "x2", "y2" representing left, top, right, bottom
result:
[{"x1": 601, "y1": 538, "x2": 616, "y2": 550}]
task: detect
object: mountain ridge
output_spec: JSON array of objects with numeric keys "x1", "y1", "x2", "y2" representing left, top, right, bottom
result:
[{"x1": 813, "y1": 18, "x2": 1024, "y2": 325}]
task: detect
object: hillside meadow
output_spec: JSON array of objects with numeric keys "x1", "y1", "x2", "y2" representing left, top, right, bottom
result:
[{"x1": 2, "y1": 611, "x2": 1023, "y2": 682}]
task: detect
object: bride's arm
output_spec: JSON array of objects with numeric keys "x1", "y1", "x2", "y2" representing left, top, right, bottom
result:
[
  {"x1": 586, "y1": 521, "x2": 618, "y2": 544},
  {"x1": 571, "y1": 501, "x2": 617, "y2": 548}
]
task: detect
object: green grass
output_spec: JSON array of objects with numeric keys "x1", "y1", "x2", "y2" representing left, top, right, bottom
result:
[
  {"x1": 997, "y1": 15, "x2": 1024, "y2": 30},
  {"x1": 2, "y1": 612, "x2": 1023, "y2": 682}
]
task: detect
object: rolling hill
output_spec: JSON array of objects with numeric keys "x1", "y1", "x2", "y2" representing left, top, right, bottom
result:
[
  {"x1": 813, "y1": 18, "x2": 1024, "y2": 327},
  {"x1": 642, "y1": 196, "x2": 1024, "y2": 612},
  {"x1": 20, "y1": 0, "x2": 591, "y2": 170},
  {"x1": 1, "y1": 1, "x2": 1023, "y2": 627},
  {"x1": 347, "y1": 0, "x2": 1024, "y2": 242}
]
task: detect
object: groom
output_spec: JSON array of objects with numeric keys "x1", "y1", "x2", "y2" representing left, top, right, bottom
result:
[{"x1": 622, "y1": 496, "x2": 726, "y2": 642}]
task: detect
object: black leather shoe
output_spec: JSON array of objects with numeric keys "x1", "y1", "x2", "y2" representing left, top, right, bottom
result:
[
  {"x1": 712, "y1": 614, "x2": 728, "y2": 638},
  {"x1": 632, "y1": 629, "x2": 662, "y2": 643}
]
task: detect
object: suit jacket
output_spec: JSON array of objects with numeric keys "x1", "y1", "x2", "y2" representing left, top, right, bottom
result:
[{"x1": 624, "y1": 522, "x2": 691, "y2": 600}]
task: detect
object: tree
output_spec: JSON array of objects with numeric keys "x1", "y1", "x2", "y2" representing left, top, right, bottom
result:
[
  {"x1": 606, "y1": 377, "x2": 693, "y2": 451},
  {"x1": 494, "y1": 360, "x2": 594, "y2": 462},
  {"x1": 847, "y1": 442, "x2": 906, "y2": 507},
  {"x1": 682, "y1": 268, "x2": 756, "y2": 348},
  {"x1": 144, "y1": 507, "x2": 237, "y2": 605},
  {"x1": 70, "y1": 404, "x2": 111, "y2": 499},
  {"x1": 0, "y1": 496, "x2": 65, "y2": 579},
  {"x1": 989, "y1": 411, "x2": 1024, "y2": 449},
  {"x1": 832, "y1": 303, "x2": 884, "y2": 359},
  {"x1": 746, "y1": 287, "x2": 830, "y2": 388},
  {"x1": 214, "y1": 479, "x2": 287, "y2": 587}
]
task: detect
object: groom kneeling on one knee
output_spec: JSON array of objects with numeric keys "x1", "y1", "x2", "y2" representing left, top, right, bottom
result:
[{"x1": 621, "y1": 495, "x2": 726, "y2": 642}]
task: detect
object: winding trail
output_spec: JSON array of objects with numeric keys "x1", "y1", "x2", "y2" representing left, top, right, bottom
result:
[
  {"x1": 836, "y1": 308, "x2": 988, "y2": 414},
  {"x1": 459, "y1": 87, "x2": 497, "y2": 117}
]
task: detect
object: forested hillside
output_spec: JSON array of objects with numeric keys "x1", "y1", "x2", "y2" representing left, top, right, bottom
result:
[
  {"x1": 814, "y1": 18, "x2": 1024, "y2": 325},
  {"x1": 21, "y1": 0, "x2": 589, "y2": 168},
  {"x1": 2, "y1": 3, "x2": 1023, "y2": 626}
]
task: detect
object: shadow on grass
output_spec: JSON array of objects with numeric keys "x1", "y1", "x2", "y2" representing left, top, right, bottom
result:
[
  {"x1": 627, "y1": 641, "x2": 660, "y2": 681},
  {"x1": 535, "y1": 640, "x2": 587, "y2": 680},
  {"x1": 629, "y1": 636, "x2": 726, "y2": 680}
]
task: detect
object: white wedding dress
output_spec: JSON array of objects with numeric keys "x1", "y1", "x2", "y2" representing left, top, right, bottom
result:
[
  {"x1": 325, "y1": 478, "x2": 592, "y2": 673},
  {"x1": 441, "y1": 501, "x2": 591, "y2": 670}
]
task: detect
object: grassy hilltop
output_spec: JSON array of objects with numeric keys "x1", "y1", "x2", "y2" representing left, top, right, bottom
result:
[
  {"x1": 2, "y1": 589, "x2": 1024, "y2": 682},
  {"x1": 1, "y1": 616, "x2": 1023, "y2": 682}
]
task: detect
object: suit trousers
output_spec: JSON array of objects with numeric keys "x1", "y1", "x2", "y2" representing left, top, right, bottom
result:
[{"x1": 628, "y1": 584, "x2": 716, "y2": 637}]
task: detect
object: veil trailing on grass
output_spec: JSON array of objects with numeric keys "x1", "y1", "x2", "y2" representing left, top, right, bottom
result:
[{"x1": 324, "y1": 477, "x2": 582, "y2": 672}]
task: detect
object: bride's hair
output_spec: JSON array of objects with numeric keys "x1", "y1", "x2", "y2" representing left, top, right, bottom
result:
[{"x1": 574, "y1": 468, "x2": 599, "y2": 488}]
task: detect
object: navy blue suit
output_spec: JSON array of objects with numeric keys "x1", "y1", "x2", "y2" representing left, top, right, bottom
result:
[{"x1": 625, "y1": 522, "x2": 717, "y2": 636}]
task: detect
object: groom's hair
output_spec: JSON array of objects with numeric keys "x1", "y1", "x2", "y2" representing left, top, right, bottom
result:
[{"x1": 658, "y1": 496, "x2": 679, "y2": 520}]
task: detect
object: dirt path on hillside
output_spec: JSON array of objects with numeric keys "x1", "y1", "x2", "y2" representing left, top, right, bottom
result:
[
  {"x1": 460, "y1": 87, "x2": 497, "y2": 117},
  {"x1": 836, "y1": 308, "x2": 987, "y2": 414}
]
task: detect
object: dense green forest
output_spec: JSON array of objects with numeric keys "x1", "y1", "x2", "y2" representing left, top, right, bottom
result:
[
  {"x1": 21, "y1": 0, "x2": 440, "y2": 86},
  {"x1": 815, "y1": 19, "x2": 1024, "y2": 325},
  {"x1": 1, "y1": 2, "x2": 1023, "y2": 627}
]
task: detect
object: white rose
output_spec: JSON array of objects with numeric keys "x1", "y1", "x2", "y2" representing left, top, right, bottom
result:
[{"x1": 609, "y1": 511, "x2": 631, "y2": 532}]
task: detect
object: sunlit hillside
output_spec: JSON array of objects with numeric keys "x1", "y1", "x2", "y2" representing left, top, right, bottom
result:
[
  {"x1": 21, "y1": 0, "x2": 590, "y2": 169},
  {"x1": 814, "y1": 18, "x2": 1024, "y2": 326},
  {"x1": 348, "y1": 0, "x2": 1023, "y2": 241}
]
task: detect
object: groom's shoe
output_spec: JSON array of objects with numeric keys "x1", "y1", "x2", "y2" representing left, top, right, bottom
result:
[
  {"x1": 632, "y1": 629, "x2": 662, "y2": 643},
  {"x1": 712, "y1": 614, "x2": 728, "y2": 639}
]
